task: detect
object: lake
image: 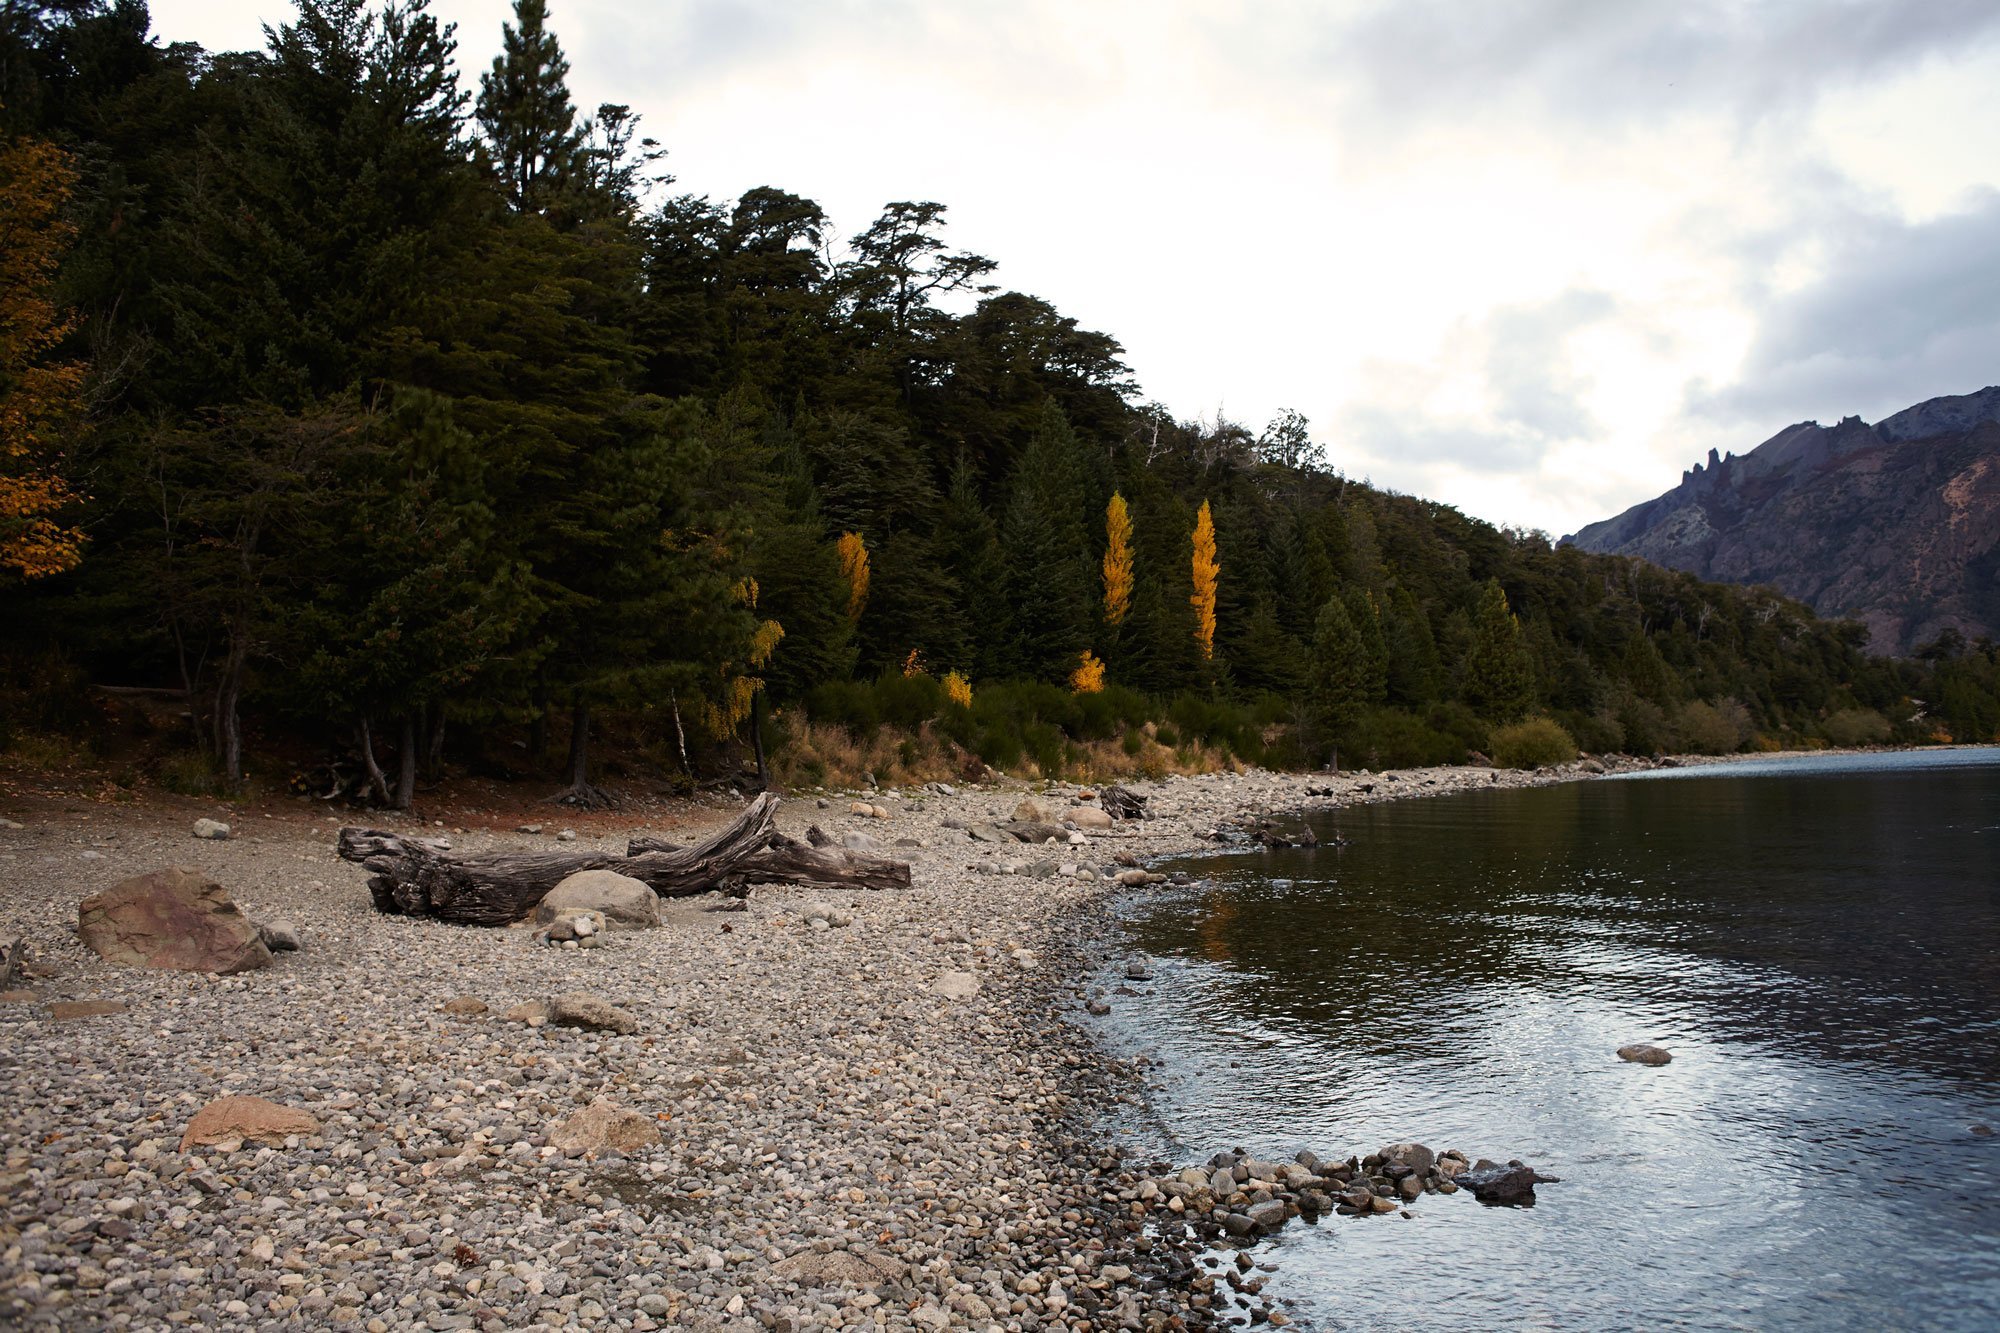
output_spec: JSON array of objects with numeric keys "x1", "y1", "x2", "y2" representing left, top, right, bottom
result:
[{"x1": 1104, "y1": 747, "x2": 2000, "y2": 1330}]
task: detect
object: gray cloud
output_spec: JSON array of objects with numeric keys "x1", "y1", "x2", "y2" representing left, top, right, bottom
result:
[
  {"x1": 1689, "y1": 189, "x2": 2000, "y2": 429},
  {"x1": 1312, "y1": 0, "x2": 2000, "y2": 130}
]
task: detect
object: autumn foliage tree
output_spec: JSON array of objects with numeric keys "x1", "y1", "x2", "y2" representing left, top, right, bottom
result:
[
  {"x1": 0, "y1": 132, "x2": 86, "y2": 579},
  {"x1": 1102, "y1": 491, "x2": 1132, "y2": 626},
  {"x1": 1190, "y1": 500, "x2": 1218, "y2": 660},
  {"x1": 837, "y1": 530, "x2": 870, "y2": 623}
]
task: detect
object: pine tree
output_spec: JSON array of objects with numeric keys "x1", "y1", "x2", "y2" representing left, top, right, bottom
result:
[
  {"x1": 476, "y1": 0, "x2": 584, "y2": 215},
  {"x1": 999, "y1": 403, "x2": 1094, "y2": 680},
  {"x1": 1308, "y1": 595, "x2": 1368, "y2": 767},
  {"x1": 1466, "y1": 578, "x2": 1536, "y2": 721}
]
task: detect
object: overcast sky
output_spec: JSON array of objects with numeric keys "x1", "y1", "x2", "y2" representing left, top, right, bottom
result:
[{"x1": 147, "y1": 0, "x2": 2000, "y2": 536}]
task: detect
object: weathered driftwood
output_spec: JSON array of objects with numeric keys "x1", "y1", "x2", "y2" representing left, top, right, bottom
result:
[
  {"x1": 339, "y1": 793, "x2": 908, "y2": 926},
  {"x1": 1100, "y1": 784, "x2": 1150, "y2": 820}
]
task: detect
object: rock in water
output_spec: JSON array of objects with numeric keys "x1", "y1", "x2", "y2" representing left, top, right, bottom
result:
[
  {"x1": 180, "y1": 1096, "x2": 320, "y2": 1151},
  {"x1": 77, "y1": 868, "x2": 272, "y2": 974},
  {"x1": 191, "y1": 818, "x2": 231, "y2": 840},
  {"x1": 548, "y1": 1097, "x2": 661, "y2": 1156},
  {"x1": 1458, "y1": 1159, "x2": 1558, "y2": 1205},
  {"x1": 1617, "y1": 1043, "x2": 1673, "y2": 1065},
  {"x1": 535, "y1": 869, "x2": 660, "y2": 930}
]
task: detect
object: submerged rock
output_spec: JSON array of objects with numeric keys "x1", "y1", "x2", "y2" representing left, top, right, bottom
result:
[{"x1": 1617, "y1": 1043, "x2": 1673, "y2": 1065}]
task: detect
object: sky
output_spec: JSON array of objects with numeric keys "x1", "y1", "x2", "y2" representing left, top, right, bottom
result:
[{"x1": 146, "y1": 0, "x2": 2000, "y2": 537}]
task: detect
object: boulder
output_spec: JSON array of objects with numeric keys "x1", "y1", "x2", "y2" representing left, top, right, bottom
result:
[
  {"x1": 548, "y1": 992, "x2": 640, "y2": 1035},
  {"x1": 77, "y1": 868, "x2": 272, "y2": 975},
  {"x1": 1014, "y1": 797, "x2": 1059, "y2": 824},
  {"x1": 548, "y1": 1097, "x2": 660, "y2": 1156},
  {"x1": 1458, "y1": 1159, "x2": 1557, "y2": 1205},
  {"x1": 180, "y1": 1096, "x2": 320, "y2": 1151},
  {"x1": 191, "y1": 818, "x2": 232, "y2": 840},
  {"x1": 1383, "y1": 1142, "x2": 1435, "y2": 1176},
  {"x1": 1068, "y1": 806, "x2": 1114, "y2": 830},
  {"x1": 535, "y1": 869, "x2": 660, "y2": 930},
  {"x1": 258, "y1": 919, "x2": 302, "y2": 952},
  {"x1": 1617, "y1": 1043, "x2": 1672, "y2": 1066}
]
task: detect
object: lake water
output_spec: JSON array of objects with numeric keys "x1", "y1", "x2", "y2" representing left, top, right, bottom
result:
[{"x1": 1104, "y1": 747, "x2": 2000, "y2": 1330}]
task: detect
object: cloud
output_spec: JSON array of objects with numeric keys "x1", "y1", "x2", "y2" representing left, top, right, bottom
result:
[{"x1": 1688, "y1": 188, "x2": 2000, "y2": 428}]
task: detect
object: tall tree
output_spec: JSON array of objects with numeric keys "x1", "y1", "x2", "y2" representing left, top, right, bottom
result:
[
  {"x1": 475, "y1": 0, "x2": 582, "y2": 215},
  {"x1": 1466, "y1": 578, "x2": 1536, "y2": 721},
  {"x1": 1191, "y1": 500, "x2": 1218, "y2": 662}
]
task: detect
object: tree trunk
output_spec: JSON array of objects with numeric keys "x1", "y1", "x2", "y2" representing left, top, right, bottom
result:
[
  {"x1": 395, "y1": 716, "x2": 417, "y2": 811},
  {"x1": 216, "y1": 651, "x2": 245, "y2": 787},
  {"x1": 358, "y1": 717, "x2": 391, "y2": 806},
  {"x1": 749, "y1": 689, "x2": 768, "y2": 792},
  {"x1": 338, "y1": 792, "x2": 910, "y2": 925},
  {"x1": 555, "y1": 701, "x2": 616, "y2": 808},
  {"x1": 426, "y1": 706, "x2": 447, "y2": 776}
]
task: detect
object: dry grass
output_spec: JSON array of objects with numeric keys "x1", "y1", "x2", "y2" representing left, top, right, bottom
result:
[{"x1": 766, "y1": 716, "x2": 1228, "y2": 790}]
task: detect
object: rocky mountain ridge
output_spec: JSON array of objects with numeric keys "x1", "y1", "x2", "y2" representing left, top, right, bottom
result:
[{"x1": 1567, "y1": 387, "x2": 2000, "y2": 654}]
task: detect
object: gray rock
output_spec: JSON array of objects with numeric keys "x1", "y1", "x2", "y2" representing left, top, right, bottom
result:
[
  {"x1": 547, "y1": 992, "x2": 640, "y2": 1034},
  {"x1": 191, "y1": 818, "x2": 231, "y2": 840},
  {"x1": 257, "y1": 918, "x2": 302, "y2": 952},
  {"x1": 536, "y1": 869, "x2": 660, "y2": 930}
]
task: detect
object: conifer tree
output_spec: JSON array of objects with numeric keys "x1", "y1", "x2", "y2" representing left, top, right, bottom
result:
[
  {"x1": 1466, "y1": 578, "x2": 1536, "y2": 721},
  {"x1": 1308, "y1": 595, "x2": 1368, "y2": 767},
  {"x1": 1191, "y1": 500, "x2": 1218, "y2": 661},
  {"x1": 999, "y1": 404, "x2": 1093, "y2": 679},
  {"x1": 476, "y1": 0, "x2": 583, "y2": 215}
]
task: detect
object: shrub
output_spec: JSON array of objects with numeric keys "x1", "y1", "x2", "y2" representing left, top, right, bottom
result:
[
  {"x1": 1614, "y1": 694, "x2": 1670, "y2": 755},
  {"x1": 1674, "y1": 699, "x2": 1750, "y2": 755},
  {"x1": 1346, "y1": 707, "x2": 1461, "y2": 769},
  {"x1": 1490, "y1": 717, "x2": 1579, "y2": 768},
  {"x1": 1822, "y1": 707, "x2": 1891, "y2": 747},
  {"x1": 155, "y1": 748, "x2": 223, "y2": 795}
]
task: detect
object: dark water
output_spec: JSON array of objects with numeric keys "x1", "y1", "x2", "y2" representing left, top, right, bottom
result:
[{"x1": 1105, "y1": 748, "x2": 2000, "y2": 1331}]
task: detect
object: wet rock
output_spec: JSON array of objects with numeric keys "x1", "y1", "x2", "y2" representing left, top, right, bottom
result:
[
  {"x1": 1617, "y1": 1043, "x2": 1673, "y2": 1065},
  {"x1": 1458, "y1": 1159, "x2": 1558, "y2": 1205},
  {"x1": 77, "y1": 867, "x2": 272, "y2": 975}
]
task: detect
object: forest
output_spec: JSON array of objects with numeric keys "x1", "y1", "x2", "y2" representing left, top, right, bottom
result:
[{"x1": 4, "y1": 0, "x2": 1998, "y2": 806}]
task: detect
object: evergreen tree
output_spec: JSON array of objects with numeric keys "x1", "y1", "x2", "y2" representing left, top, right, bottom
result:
[
  {"x1": 1466, "y1": 579, "x2": 1536, "y2": 721},
  {"x1": 1308, "y1": 595, "x2": 1368, "y2": 766},
  {"x1": 475, "y1": 0, "x2": 583, "y2": 215}
]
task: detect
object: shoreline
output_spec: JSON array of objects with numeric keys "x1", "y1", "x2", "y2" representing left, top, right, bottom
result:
[{"x1": 0, "y1": 747, "x2": 1953, "y2": 1330}]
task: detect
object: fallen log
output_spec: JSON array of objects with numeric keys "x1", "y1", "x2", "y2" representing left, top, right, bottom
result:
[{"x1": 339, "y1": 792, "x2": 908, "y2": 926}]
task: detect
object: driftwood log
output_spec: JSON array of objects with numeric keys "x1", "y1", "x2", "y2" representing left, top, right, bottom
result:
[{"x1": 338, "y1": 793, "x2": 910, "y2": 926}]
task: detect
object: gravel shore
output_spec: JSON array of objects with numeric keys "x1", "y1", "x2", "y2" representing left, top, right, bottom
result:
[{"x1": 0, "y1": 757, "x2": 1666, "y2": 1331}]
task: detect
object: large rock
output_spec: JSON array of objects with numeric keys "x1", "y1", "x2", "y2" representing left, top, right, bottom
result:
[
  {"x1": 1458, "y1": 1159, "x2": 1557, "y2": 1205},
  {"x1": 180, "y1": 1096, "x2": 320, "y2": 1151},
  {"x1": 772, "y1": 1249, "x2": 907, "y2": 1287},
  {"x1": 191, "y1": 818, "x2": 232, "y2": 840},
  {"x1": 78, "y1": 868, "x2": 272, "y2": 975},
  {"x1": 548, "y1": 992, "x2": 641, "y2": 1034},
  {"x1": 549, "y1": 1097, "x2": 660, "y2": 1156},
  {"x1": 1068, "y1": 806, "x2": 1114, "y2": 830},
  {"x1": 1618, "y1": 1043, "x2": 1673, "y2": 1065},
  {"x1": 535, "y1": 869, "x2": 659, "y2": 930}
]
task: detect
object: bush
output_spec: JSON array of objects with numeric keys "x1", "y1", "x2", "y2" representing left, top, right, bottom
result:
[
  {"x1": 1490, "y1": 717, "x2": 1579, "y2": 768},
  {"x1": 1822, "y1": 707, "x2": 1891, "y2": 747},
  {"x1": 1345, "y1": 707, "x2": 1461, "y2": 769},
  {"x1": 1614, "y1": 694, "x2": 1670, "y2": 755},
  {"x1": 1674, "y1": 698, "x2": 1750, "y2": 755},
  {"x1": 1562, "y1": 708, "x2": 1624, "y2": 755}
]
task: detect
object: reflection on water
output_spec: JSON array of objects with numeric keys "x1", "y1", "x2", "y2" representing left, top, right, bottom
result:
[{"x1": 1109, "y1": 748, "x2": 2000, "y2": 1331}]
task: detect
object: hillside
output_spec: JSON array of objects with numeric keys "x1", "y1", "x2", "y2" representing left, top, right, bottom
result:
[{"x1": 1568, "y1": 388, "x2": 2000, "y2": 655}]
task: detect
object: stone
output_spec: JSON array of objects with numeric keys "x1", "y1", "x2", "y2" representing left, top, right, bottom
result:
[
  {"x1": 932, "y1": 971, "x2": 982, "y2": 1000},
  {"x1": 841, "y1": 831, "x2": 883, "y2": 853},
  {"x1": 965, "y1": 824, "x2": 1012, "y2": 843},
  {"x1": 772, "y1": 1249, "x2": 906, "y2": 1287},
  {"x1": 555, "y1": 829, "x2": 577, "y2": 841},
  {"x1": 1245, "y1": 1199, "x2": 1289, "y2": 1234},
  {"x1": 77, "y1": 868, "x2": 272, "y2": 975},
  {"x1": 1013, "y1": 798, "x2": 1059, "y2": 824},
  {"x1": 0, "y1": 988, "x2": 36, "y2": 1004},
  {"x1": 440, "y1": 996, "x2": 488, "y2": 1016},
  {"x1": 548, "y1": 1097, "x2": 661, "y2": 1156},
  {"x1": 191, "y1": 818, "x2": 232, "y2": 840},
  {"x1": 504, "y1": 1000, "x2": 550, "y2": 1024},
  {"x1": 1383, "y1": 1142, "x2": 1435, "y2": 1176},
  {"x1": 1068, "y1": 806, "x2": 1114, "y2": 830},
  {"x1": 180, "y1": 1096, "x2": 320, "y2": 1151},
  {"x1": 1617, "y1": 1043, "x2": 1673, "y2": 1065},
  {"x1": 1124, "y1": 960, "x2": 1154, "y2": 981},
  {"x1": 258, "y1": 919, "x2": 302, "y2": 952},
  {"x1": 535, "y1": 870, "x2": 660, "y2": 930},
  {"x1": 48, "y1": 999, "x2": 129, "y2": 1019},
  {"x1": 547, "y1": 992, "x2": 640, "y2": 1034},
  {"x1": 1458, "y1": 1160, "x2": 1556, "y2": 1205},
  {"x1": 1114, "y1": 868, "x2": 1152, "y2": 887}
]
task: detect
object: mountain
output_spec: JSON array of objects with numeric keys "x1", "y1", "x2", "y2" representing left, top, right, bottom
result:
[{"x1": 1567, "y1": 388, "x2": 2000, "y2": 655}]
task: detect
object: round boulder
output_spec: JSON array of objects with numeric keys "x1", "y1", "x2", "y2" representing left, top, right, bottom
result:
[
  {"x1": 534, "y1": 869, "x2": 659, "y2": 930},
  {"x1": 1617, "y1": 1043, "x2": 1673, "y2": 1066}
]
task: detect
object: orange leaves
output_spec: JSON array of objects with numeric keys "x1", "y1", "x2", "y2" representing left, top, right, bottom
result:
[
  {"x1": 1190, "y1": 500, "x2": 1218, "y2": 660},
  {"x1": 1102, "y1": 492, "x2": 1132, "y2": 626},
  {"x1": 0, "y1": 133, "x2": 87, "y2": 579},
  {"x1": 1069, "y1": 650, "x2": 1106, "y2": 694},
  {"x1": 837, "y1": 531, "x2": 870, "y2": 623},
  {"x1": 943, "y1": 670, "x2": 973, "y2": 708}
]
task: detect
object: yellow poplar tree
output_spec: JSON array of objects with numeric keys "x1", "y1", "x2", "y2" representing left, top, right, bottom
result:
[
  {"x1": 837, "y1": 531, "x2": 870, "y2": 624},
  {"x1": 1102, "y1": 492, "x2": 1132, "y2": 626},
  {"x1": 943, "y1": 671, "x2": 973, "y2": 708},
  {"x1": 1190, "y1": 500, "x2": 1218, "y2": 659},
  {"x1": 1070, "y1": 650, "x2": 1106, "y2": 694},
  {"x1": 0, "y1": 133, "x2": 87, "y2": 579}
]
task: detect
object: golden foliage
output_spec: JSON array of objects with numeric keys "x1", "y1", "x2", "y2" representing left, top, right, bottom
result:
[
  {"x1": 1070, "y1": 650, "x2": 1106, "y2": 694},
  {"x1": 0, "y1": 133, "x2": 87, "y2": 579},
  {"x1": 1190, "y1": 500, "x2": 1218, "y2": 660},
  {"x1": 748, "y1": 617, "x2": 784, "y2": 667},
  {"x1": 902, "y1": 648, "x2": 925, "y2": 677},
  {"x1": 1102, "y1": 492, "x2": 1133, "y2": 625},
  {"x1": 943, "y1": 670, "x2": 973, "y2": 708},
  {"x1": 837, "y1": 531, "x2": 870, "y2": 623}
]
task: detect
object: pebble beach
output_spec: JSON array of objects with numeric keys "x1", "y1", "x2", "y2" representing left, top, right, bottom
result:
[{"x1": 0, "y1": 757, "x2": 1666, "y2": 1331}]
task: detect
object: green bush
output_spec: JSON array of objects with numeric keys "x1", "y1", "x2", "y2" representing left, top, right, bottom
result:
[
  {"x1": 1822, "y1": 707, "x2": 1891, "y2": 747},
  {"x1": 1346, "y1": 707, "x2": 1462, "y2": 768},
  {"x1": 1614, "y1": 694, "x2": 1670, "y2": 755},
  {"x1": 1674, "y1": 699, "x2": 1750, "y2": 754},
  {"x1": 1562, "y1": 709, "x2": 1624, "y2": 755},
  {"x1": 1490, "y1": 717, "x2": 1579, "y2": 768}
]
